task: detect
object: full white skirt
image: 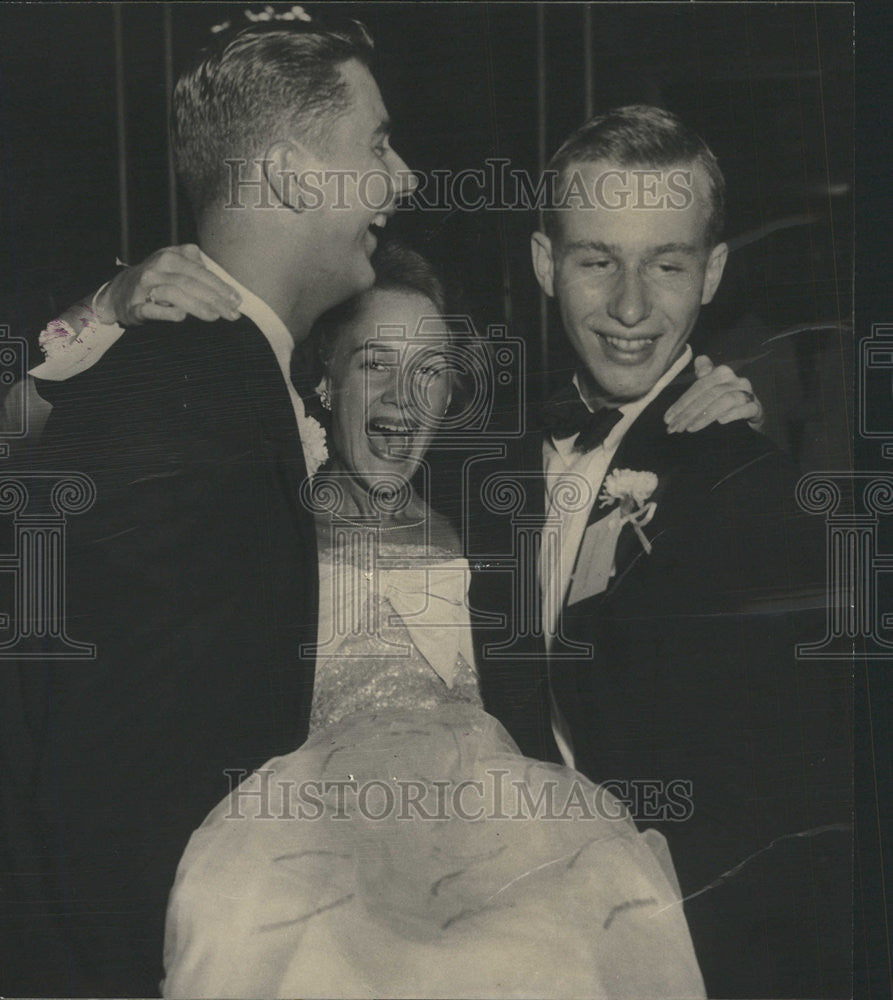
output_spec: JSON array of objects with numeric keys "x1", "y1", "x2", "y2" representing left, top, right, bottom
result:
[{"x1": 163, "y1": 704, "x2": 705, "y2": 999}]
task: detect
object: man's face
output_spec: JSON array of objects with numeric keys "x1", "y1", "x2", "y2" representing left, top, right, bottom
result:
[
  {"x1": 299, "y1": 60, "x2": 415, "y2": 307},
  {"x1": 531, "y1": 159, "x2": 727, "y2": 405}
]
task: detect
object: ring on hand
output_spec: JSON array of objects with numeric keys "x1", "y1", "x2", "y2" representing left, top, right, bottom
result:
[{"x1": 146, "y1": 288, "x2": 159, "y2": 305}]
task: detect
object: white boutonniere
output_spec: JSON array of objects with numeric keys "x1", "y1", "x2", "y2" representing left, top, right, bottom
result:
[
  {"x1": 598, "y1": 469, "x2": 658, "y2": 554},
  {"x1": 297, "y1": 402, "x2": 328, "y2": 478}
]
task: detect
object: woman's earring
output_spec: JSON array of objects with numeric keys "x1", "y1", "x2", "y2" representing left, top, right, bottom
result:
[{"x1": 318, "y1": 385, "x2": 332, "y2": 410}]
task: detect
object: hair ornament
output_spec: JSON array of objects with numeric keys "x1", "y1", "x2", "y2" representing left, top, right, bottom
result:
[{"x1": 211, "y1": 5, "x2": 312, "y2": 34}]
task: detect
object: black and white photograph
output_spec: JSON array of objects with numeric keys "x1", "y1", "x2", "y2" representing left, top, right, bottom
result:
[{"x1": 0, "y1": 2, "x2": 874, "y2": 997}]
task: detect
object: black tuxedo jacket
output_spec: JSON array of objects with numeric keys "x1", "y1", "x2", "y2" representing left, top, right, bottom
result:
[
  {"x1": 1, "y1": 317, "x2": 318, "y2": 996},
  {"x1": 559, "y1": 372, "x2": 850, "y2": 997},
  {"x1": 471, "y1": 366, "x2": 851, "y2": 998}
]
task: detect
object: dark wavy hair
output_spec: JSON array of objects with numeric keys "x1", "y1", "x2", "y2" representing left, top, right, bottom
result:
[
  {"x1": 543, "y1": 104, "x2": 726, "y2": 247},
  {"x1": 171, "y1": 17, "x2": 374, "y2": 216}
]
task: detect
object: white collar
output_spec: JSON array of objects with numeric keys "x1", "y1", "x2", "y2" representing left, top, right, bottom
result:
[
  {"x1": 557, "y1": 344, "x2": 693, "y2": 455},
  {"x1": 199, "y1": 251, "x2": 295, "y2": 377}
]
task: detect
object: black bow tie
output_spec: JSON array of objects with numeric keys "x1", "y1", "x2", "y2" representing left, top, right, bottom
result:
[{"x1": 540, "y1": 387, "x2": 623, "y2": 452}]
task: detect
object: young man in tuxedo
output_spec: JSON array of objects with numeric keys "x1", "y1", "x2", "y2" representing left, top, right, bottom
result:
[
  {"x1": 473, "y1": 105, "x2": 850, "y2": 997},
  {"x1": 1, "y1": 19, "x2": 414, "y2": 996}
]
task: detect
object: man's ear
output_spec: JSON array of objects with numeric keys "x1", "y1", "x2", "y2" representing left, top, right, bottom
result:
[
  {"x1": 262, "y1": 139, "x2": 319, "y2": 213},
  {"x1": 701, "y1": 241, "x2": 728, "y2": 305},
  {"x1": 530, "y1": 231, "x2": 556, "y2": 298}
]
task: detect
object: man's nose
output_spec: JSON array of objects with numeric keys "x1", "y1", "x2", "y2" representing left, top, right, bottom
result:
[
  {"x1": 388, "y1": 148, "x2": 417, "y2": 200},
  {"x1": 606, "y1": 268, "x2": 651, "y2": 328}
]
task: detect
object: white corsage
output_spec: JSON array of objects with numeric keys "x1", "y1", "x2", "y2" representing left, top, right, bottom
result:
[
  {"x1": 37, "y1": 318, "x2": 79, "y2": 356},
  {"x1": 297, "y1": 402, "x2": 328, "y2": 478},
  {"x1": 29, "y1": 295, "x2": 125, "y2": 382},
  {"x1": 598, "y1": 468, "x2": 658, "y2": 554}
]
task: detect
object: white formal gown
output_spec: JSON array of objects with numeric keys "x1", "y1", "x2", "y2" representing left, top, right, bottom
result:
[{"x1": 162, "y1": 535, "x2": 705, "y2": 999}]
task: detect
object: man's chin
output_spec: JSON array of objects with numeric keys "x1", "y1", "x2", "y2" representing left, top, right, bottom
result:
[{"x1": 581, "y1": 363, "x2": 661, "y2": 407}]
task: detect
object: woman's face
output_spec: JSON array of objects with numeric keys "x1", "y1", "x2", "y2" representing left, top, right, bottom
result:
[{"x1": 325, "y1": 288, "x2": 453, "y2": 492}]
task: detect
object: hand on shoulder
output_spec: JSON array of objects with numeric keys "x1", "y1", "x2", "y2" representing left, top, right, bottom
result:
[
  {"x1": 97, "y1": 244, "x2": 241, "y2": 327},
  {"x1": 664, "y1": 354, "x2": 764, "y2": 433}
]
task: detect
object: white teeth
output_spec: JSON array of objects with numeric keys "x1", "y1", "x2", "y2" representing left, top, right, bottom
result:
[
  {"x1": 601, "y1": 334, "x2": 655, "y2": 352},
  {"x1": 370, "y1": 421, "x2": 414, "y2": 433}
]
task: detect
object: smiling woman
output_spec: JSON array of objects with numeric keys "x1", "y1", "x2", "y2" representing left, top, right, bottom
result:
[{"x1": 307, "y1": 239, "x2": 483, "y2": 521}]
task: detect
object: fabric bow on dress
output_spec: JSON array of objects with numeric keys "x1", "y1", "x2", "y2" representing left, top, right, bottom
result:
[{"x1": 315, "y1": 556, "x2": 476, "y2": 687}]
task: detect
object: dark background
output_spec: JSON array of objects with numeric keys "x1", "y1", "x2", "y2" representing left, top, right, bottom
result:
[{"x1": 0, "y1": 3, "x2": 884, "y2": 997}]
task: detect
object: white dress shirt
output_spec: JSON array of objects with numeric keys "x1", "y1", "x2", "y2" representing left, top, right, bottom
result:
[{"x1": 541, "y1": 345, "x2": 692, "y2": 767}]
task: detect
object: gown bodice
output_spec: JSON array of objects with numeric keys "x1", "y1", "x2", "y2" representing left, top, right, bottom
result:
[{"x1": 308, "y1": 537, "x2": 482, "y2": 733}]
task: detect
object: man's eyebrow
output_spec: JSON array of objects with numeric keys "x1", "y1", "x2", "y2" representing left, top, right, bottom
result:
[
  {"x1": 648, "y1": 242, "x2": 700, "y2": 256},
  {"x1": 563, "y1": 240, "x2": 701, "y2": 256},
  {"x1": 564, "y1": 240, "x2": 617, "y2": 254}
]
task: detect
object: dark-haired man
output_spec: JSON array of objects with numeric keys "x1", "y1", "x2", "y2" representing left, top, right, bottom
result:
[
  {"x1": 2, "y1": 20, "x2": 414, "y2": 996},
  {"x1": 472, "y1": 105, "x2": 850, "y2": 997}
]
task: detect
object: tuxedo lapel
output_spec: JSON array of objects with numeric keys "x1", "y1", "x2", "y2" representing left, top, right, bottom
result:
[
  {"x1": 559, "y1": 364, "x2": 696, "y2": 603},
  {"x1": 520, "y1": 422, "x2": 548, "y2": 527},
  {"x1": 237, "y1": 322, "x2": 311, "y2": 526},
  {"x1": 598, "y1": 420, "x2": 676, "y2": 589},
  {"x1": 232, "y1": 320, "x2": 319, "y2": 735}
]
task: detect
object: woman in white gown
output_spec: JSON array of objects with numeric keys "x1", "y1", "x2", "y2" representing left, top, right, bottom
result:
[{"x1": 157, "y1": 241, "x2": 705, "y2": 998}]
